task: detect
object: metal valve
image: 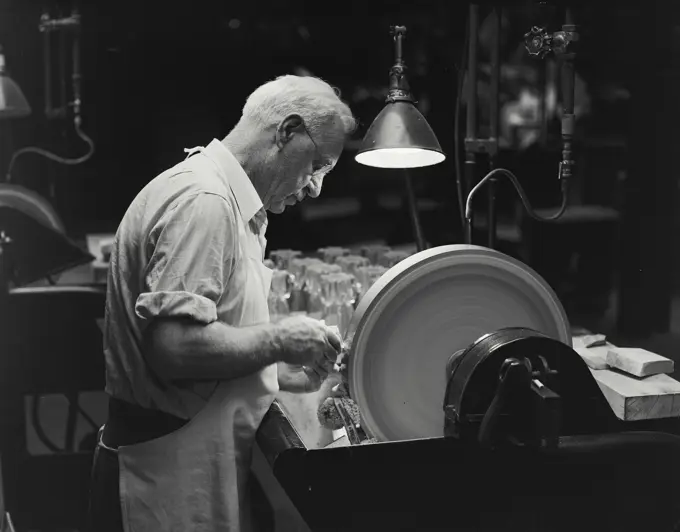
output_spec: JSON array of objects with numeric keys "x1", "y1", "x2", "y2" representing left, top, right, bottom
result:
[
  {"x1": 39, "y1": 11, "x2": 81, "y2": 33},
  {"x1": 390, "y1": 25, "x2": 407, "y2": 38},
  {"x1": 524, "y1": 26, "x2": 553, "y2": 58}
]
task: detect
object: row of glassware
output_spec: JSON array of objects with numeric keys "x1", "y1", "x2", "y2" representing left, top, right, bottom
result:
[{"x1": 264, "y1": 245, "x2": 414, "y2": 337}]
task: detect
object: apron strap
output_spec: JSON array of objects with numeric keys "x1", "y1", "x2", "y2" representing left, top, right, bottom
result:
[{"x1": 183, "y1": 146, "x2": 202, "y2": 159}]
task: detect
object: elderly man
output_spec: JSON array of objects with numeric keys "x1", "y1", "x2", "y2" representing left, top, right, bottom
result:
[{"x1": 88, "y1": 75, "x2": 356, "y2": 532}]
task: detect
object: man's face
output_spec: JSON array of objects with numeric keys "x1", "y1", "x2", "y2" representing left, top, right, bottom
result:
[{"x1": 266, "y1": 115, "x2": 345, "y2": 214}]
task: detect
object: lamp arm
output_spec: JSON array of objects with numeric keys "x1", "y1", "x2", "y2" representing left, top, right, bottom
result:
[{"x1": 404, "y1": 170, "x2": 426, "y2": 252}]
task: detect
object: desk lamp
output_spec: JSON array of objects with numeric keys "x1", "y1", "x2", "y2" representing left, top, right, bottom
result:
[
  {"x1": 355, "y1": 26, "x2": 446, "y2": 252},
  {"x1": 0, "y1": 46, "x2": 31, "y2": 119}
]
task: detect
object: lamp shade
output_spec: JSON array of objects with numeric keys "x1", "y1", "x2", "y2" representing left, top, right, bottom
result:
[
  {"x1": 355, "y1": 101, "x2": 445, "y2": 169},
  {"x1": 0, "y1": 50, "x2": 31, "y2": 119}
]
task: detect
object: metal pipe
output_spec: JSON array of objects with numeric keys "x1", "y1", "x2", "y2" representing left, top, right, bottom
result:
[
  {"x1": 559, "y1": 11, "x2": 576, "y2": 182},
  {"x1": 43, "y1": 18, "x2": 53, "y2": 117},
  {"x1": 465, "y1": 217, "x2": 473, "y2": 245},
  {"x1": 464, "y1": 5, "x2": 479, "y2": 243},
  {"x1": 539, "y1": 61, "x2": 548, "y2": 146},
  {"x1": 465, "y1": 5, "x2": 479, "y2": 142},
  {"x1": 487, "y1": 183, "x2": 497, "y2": 249},
  {"x1": 72, "y1": 11, "x2": 82, "y2": 121},
  {"x1": 59, "y1": 27, "x2": 67, "y2": 114},
  {"x1": 39, "y1": 8, "x2": 82, "y2": 120},
  {"x1": 464, "y1": 163, "x2": 477, "y2": 243},
  {"x1": 561, "y1": 57, "x2": 575, "y2": 118},
  {"x1": 489, "y1": 8, "x2": 501, "y2": 143},
  {"x1": 487, "y1": 8, "x2": 502, "y2": 249},
  {"x1": 403, "y1": 170, "x2": 426, "y2": 252}
]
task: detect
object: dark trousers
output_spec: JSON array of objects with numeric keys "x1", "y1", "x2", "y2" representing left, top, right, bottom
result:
[{"x1": 87, "y1": 433, "x2": 124, "y2": 532}]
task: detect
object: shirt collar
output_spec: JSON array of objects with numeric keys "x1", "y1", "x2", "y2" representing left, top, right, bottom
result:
[
  {"x1": 201, "y1": 139, "x2": 264, "y2": 225},
  {"x1": 249, "y1": 207, "x2": 268, "y2": 235}
]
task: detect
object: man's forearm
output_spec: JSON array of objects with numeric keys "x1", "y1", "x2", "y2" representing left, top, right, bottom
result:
[{"x1": 145, "y1": 319, "x2": 282, "y2": 382}]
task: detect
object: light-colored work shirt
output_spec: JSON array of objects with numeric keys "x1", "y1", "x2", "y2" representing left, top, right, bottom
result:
[{"x1": 103, "y1": 139, "x2": 270, "y2": 419}]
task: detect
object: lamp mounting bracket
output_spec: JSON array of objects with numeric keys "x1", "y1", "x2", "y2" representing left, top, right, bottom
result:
[{"x1": 386, "y1": 25, "x2": 415, "y2": 104}]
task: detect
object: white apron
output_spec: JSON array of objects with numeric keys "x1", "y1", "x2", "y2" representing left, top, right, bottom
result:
[{"x1": 116, "y1": 151, "x2": 277, "y2": 532}]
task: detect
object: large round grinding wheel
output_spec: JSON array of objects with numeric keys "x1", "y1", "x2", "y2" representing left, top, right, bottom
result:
[
  {"x1": 346, "y1": 244, "x2": 571, "y2": 442},
  {"x1": 0, "y1": 184, "x2": 65, "y2": 233}
]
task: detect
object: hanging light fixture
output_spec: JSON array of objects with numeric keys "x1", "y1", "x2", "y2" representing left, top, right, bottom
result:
[
  {"x1": 0, "y1": 45, "x2": 31, "y2": 119},
  {"x1": 355, "y1": 26, "x2": 445, "y2": 169}
]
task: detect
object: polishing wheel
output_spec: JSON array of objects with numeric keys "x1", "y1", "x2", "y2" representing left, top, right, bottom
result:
[
  {"x1": 346, "y1": 244, "x2": 571, "y2": 443},
  {"x1": 0, "y1": 184, "x2": 91, "y2": 286},
  {"x1": 0, "y1": 184, "x2": 65, "y2": 234}
]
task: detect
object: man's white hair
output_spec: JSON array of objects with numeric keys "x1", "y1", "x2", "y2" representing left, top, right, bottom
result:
[{"x1": 242, "y1": 75, "x2": 357, "y2": 136}]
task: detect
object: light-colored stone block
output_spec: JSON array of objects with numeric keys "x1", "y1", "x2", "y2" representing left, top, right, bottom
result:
[{"x1": 606, "y1": 347, "x2": 674, "y2": 378}]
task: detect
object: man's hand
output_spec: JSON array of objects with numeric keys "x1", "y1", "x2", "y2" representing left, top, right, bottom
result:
[{"x1": 273, "y1": 315, "x2": 341, "y2": 367}]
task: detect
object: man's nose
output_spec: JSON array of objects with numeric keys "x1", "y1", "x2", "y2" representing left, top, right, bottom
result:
[{"x1": 305, "y1": 175, "x2": 323, "y2": 198}]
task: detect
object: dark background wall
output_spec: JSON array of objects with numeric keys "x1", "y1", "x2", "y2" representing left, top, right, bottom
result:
[
  {"x1": 0, "y1": 2, "x2": 647, "y2": 230},
  {"x1": 0, "y1": 0, "x2": 465, "y2": 236}
]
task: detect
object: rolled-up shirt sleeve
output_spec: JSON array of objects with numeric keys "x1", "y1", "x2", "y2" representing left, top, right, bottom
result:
[{"x1": 135, "y1": 192, "x2": 237, "y2": 326}]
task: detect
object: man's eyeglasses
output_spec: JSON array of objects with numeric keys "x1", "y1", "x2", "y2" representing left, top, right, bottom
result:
[{"x1": 300, "y1": 119, "x2": 333, "y2": 178}]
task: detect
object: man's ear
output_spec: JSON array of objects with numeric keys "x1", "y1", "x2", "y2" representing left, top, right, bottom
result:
[{"x1": 276, "y1": 114, "x2": 304, "y2": 149}]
